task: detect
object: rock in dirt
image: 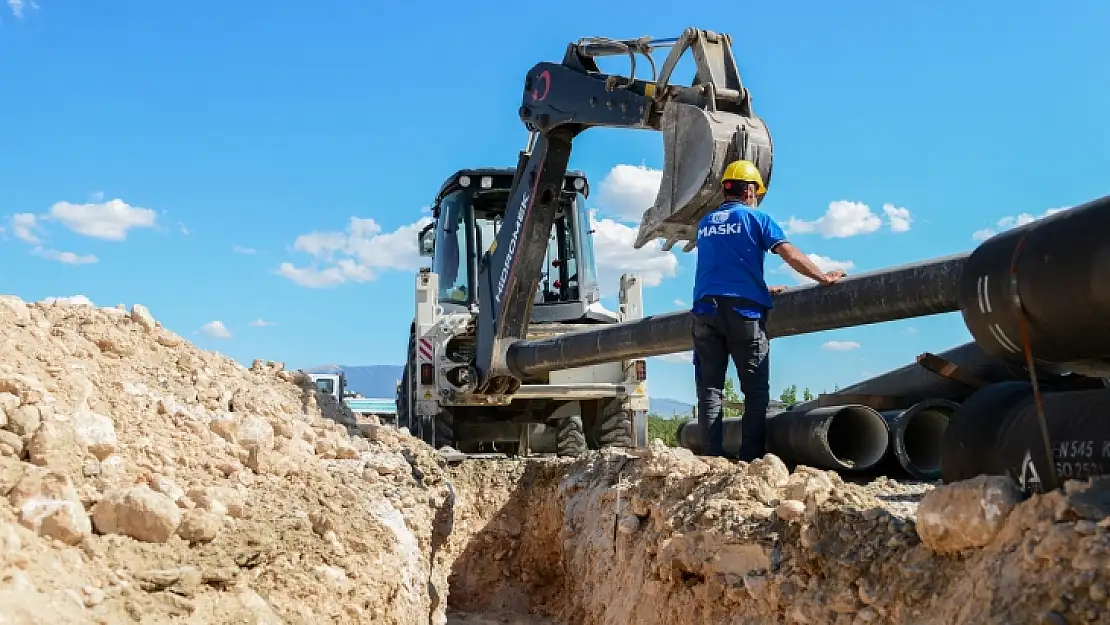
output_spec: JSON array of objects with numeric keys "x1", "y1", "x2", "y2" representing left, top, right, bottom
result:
[
  {"x1": 916, "y1": 474, "x2": 1022, "y2": 553},
  {"x1": 92, "y1": 485, "x2": 183, "y2": 543}
]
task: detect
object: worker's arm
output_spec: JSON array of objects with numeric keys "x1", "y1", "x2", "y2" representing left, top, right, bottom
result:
[
  {"x1": 772, "y1": 242, "x2": 846, "y2": 286},
  {"x1": 754, "y1": 213, "x2": 844, "y2": 287}
]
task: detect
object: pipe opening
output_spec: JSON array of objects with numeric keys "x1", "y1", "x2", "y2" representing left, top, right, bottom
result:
[
  {"x1": 901, "y1": 408, "x2": 950, "y2": 475},
  {"x1": 824, "y1": 406, "x2": 889, "y2": 469}
]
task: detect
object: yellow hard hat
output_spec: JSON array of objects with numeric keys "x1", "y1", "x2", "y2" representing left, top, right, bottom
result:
[{"x1": 722, "y1": 160, "x2": 766, "y2": 196}]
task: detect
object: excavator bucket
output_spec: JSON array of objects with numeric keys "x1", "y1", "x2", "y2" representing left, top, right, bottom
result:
[{"x1": 633, "y1": 100, "x2": 773, "y2": 252}]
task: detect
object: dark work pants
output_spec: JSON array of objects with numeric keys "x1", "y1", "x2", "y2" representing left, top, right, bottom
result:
[{"x1": 692, "y1": 296, "x2": 771, "y2": 461}]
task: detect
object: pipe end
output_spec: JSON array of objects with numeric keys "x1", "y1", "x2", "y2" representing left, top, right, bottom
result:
[{"x1": 824, "y1": 405, "x2": 890, "y2": 471}]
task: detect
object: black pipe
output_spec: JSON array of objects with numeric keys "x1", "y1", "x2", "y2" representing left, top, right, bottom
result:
[
  {"x1": 675, "y1": 418, "x2": 732, "y2": 456},
  {"x1": 675, "y1": 404, "x2": 890, "y2": 472},
  {"x1": 766, "y1": 405, "x2": 890, "y2": 471},
  {"x1": 508, "y1": 253, "x2": 968, "y2": 377},
  {"x1": 940, "y1": 384, "x2": 1110, "y2": 497},
  {"x1": 959, "y1": 193, "x2": 1110, "y2": 376},
  {"x1": 790, "y1": 341, "x2": 1090, "y2": 414},
  {"x1": 880, "y1": 399, "x2": 957, "y2": 481}
]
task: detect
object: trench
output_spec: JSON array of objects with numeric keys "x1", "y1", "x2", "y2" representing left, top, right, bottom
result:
[{"x1": 428, "y1": 448, "x2": 1110, "y2": 625}]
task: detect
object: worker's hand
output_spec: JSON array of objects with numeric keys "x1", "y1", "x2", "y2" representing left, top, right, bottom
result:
[
  {"x1": 768, "y1": 285, "x2": 789, "y2": 295},
  {"x1": 819, "y1": 270, "x2": 847, "y2": 286}
]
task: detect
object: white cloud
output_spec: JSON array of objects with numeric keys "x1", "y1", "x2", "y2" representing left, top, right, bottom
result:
[
  {"x1": 32, "y1": 246, "x2": 97, "y2": 264},
  {"x1": 883, "y1": 204, "x2": 912, "y2": 232},
  {"x1": 784, "y1": 201, "x2": 881, "y2": 238},
  {"x1": 970, "y1": 206, "x2": 1070, "y2": 242},
  {"x1": 11, "y1": 213, "x2": 41, "y2": 244},
  {"x1": 177, "y1": 222, "x2": 190, "y2": 235},
  {"x1": 233, "y1": 245, "x2": 257, "y2": 255},
  {"x1": 673, "y1": 298, "x2": 687, "y2": 308},
  {"x1": 201, "y1": 321, "x2": 231, "y2": 339},
  {"x1": 278, "y1": 216, "x2": 433, "y2": 288},
  {"x1": 970, "y1": 228, "x2": 996, "y2": 242},
  {"x1": 655, "y1": 351, "x2": 693, "y2": 364},
  {"x1": 6, "y1": 212, "x2": 98, "y2": 265},
  {"x1": 248, "y1": 318, "x2": 277, "y2": 327},
  {"x1": 7, "y1": 0, "x2": 36, "y2": 18},
  {"x1": 589, "y1": 212, "x2": 678, "y2": 295},
  {"x1": 822, "y1": 340, "x2": 861, "y2": 351},
  {"x1": 785, "y1": 201, "x2": 912, "y2": 238},
  {"x1": 42, "y1": 295, "x2": 95, "y2": 307},
  {"x1": 901, "y1": 327, "x2": 918, "y2": 335},
  {"x1": 596, "y1": 164, "x2": 662, "y2": 222},
  {"x1": 47, "y1": 198, "x2": 158, "y2": 241},
  {"x1": 777, "y1": 253, "x2": 855, "y2": 285}
]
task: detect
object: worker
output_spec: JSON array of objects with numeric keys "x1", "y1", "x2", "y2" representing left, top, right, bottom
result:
[{"x1": 691, "y1": 159, "x2": 846, "y2": 461}]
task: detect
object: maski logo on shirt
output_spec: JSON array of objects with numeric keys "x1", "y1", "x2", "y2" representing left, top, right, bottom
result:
[
  {"x1": 710, "y1": 211, "x2": 730, "y2": 225},
  {"x1": 699, "y1": 222, "x2": 743, "y2": 237}
]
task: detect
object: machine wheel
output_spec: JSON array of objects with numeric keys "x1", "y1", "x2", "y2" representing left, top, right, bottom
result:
[
  {"x1": 435, "y1": 410, "x2": 455, "y2": 450},
  {"x1": 419, "y1": 414, "x2": 435, "y2": 447},
  {"x1": 555, "y1": 416, "x2": 587, "y2": 457},
  {"x1": 596, "y1": 397, "x2": 634, "y2": 448},
  {"x1": 396, "y1": 333, "x2": 417, "y2": 435}
]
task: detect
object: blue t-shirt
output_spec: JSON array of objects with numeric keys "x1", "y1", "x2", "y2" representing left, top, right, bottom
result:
[{"x1": 692, "y1": 200, "x2": 788, "y2": 315}]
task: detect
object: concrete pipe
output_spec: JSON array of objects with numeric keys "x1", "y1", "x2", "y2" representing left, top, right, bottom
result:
[{"x1": 880, "y1": 399, "x2": 957, "y2": 481}]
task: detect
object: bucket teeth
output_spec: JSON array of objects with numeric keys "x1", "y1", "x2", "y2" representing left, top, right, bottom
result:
[{"x1": 633, "y1": 101, "x2": 773, "y2": 251}]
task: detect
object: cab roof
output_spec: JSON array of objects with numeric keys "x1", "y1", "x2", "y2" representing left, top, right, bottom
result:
[{"x1": 434, "y1": 167, "x2": 589, "y2": 205}]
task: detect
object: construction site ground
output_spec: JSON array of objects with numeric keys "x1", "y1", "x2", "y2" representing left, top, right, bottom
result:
[{"x1": 1, "y1": 294, "x2": 1108, "y2": 624}]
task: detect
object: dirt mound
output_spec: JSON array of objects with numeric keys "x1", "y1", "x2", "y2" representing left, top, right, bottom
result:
[
  {"x1": 2, "y1": 293, "x2": 1104, "y2": 625},
  {"x1": 0, "y1": 295, "x2": 455, "y2": 624},
  {"x1": 445, "y1": 443, "x2": 1110, "y2": 624}
]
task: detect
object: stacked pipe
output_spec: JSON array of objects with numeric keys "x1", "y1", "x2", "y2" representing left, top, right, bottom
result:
[
  {"x1": 781, "y1": 341, "x2": 1096, "y2": 479},
  {"x1": 675, "y1": 341, "x2": 1106, "y2": 478},
  {"x1": 675, "y1": 403, "x2": 941, "y2": 477},
  {"x1": 941, "y1": 383, "x2": 1110, "y2": 496}
]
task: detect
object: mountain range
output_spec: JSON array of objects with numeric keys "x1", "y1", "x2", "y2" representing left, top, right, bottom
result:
[{"x1": 304, "y1": 364, "x2": 693, "y2": 416}]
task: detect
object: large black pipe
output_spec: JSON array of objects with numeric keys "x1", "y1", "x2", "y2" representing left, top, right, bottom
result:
[
  {"x1": 675, "y1": 404, "x2": 890, "y2": 472},
  {"x1": 508, "y1": 253, "x2": 968, "y2": 377},
  {"x1": 941, "y1": 383, "x2": 1110, "y2": 497},
  {"x1": 790, "y1": 341, "x2": 1090, "y2": 414},
  {"x1": 959, "y1": 193, "x2": 1110, "y2": 376},
  {"x1": 767, "y1": 405, "x2": 890, "y2": 471}
]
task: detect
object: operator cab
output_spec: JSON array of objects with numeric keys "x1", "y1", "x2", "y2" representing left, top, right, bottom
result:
[{"x1": 418, "y1": 168, "x2": 618, "y2": 324}]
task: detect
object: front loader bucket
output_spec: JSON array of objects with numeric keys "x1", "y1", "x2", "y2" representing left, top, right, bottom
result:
[{"x1": 633, "y1": 101, "x2": 773, "y2": 251}]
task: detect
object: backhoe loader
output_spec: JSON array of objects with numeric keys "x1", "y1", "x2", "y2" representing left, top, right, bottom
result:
[{"x1": 395, "y1": 27, "x2": 773, "y2": 457}]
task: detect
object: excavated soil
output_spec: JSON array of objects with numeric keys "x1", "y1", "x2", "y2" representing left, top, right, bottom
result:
[
  {"x1": 443, "y1": 452, "x2": 1110, "y2": 624},
  {"x1": 1, "y1": 294, "x2": 1108, "y2": 624}
]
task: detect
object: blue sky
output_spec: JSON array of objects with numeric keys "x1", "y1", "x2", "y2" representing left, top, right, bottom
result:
[{"x1": 2, "y1": 1, "x2": 1107, "y2": 405}]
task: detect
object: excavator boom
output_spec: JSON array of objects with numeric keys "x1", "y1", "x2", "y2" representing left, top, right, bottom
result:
[{"x1": 473, "y1": 27, "x2": 773, "y2": 393}]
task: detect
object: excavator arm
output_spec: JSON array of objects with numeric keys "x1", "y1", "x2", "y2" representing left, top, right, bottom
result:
[{"x1": 473, "y1": 27, "x2": 774, "y2": 394}]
